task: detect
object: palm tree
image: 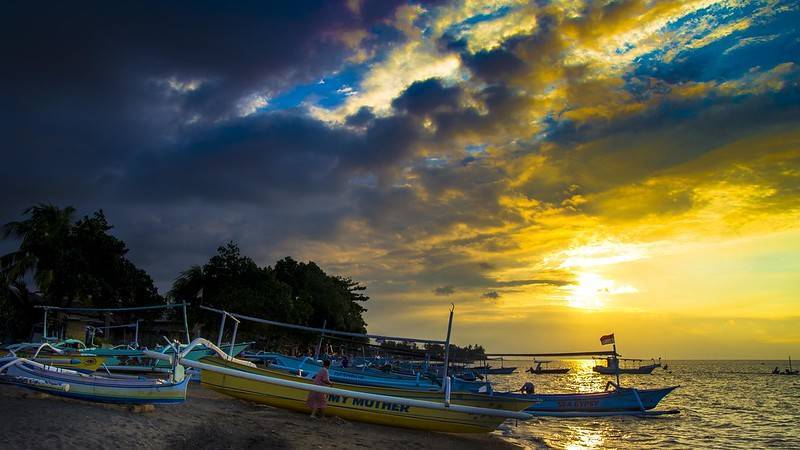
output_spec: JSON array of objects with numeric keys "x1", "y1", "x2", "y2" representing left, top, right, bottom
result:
[
  {"x1": 1, "y1": 204, "x2": 75, "y2": 295},
  {"x1": 170, "y1": 265, "x2": 207, "y2": 337}
]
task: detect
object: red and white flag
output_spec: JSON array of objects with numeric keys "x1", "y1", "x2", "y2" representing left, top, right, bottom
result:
[{"x1": 600, "y1": 333, "x2": 615, "y2": 345}]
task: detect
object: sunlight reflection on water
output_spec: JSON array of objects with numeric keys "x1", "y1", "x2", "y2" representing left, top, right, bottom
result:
[{"x1": 490, "y1": 360, "x2": 800, "y2": 449}]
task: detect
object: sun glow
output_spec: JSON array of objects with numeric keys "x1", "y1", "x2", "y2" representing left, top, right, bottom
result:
[{"x1": 566, "y1": 272, "x2": 638, "y2": 310}]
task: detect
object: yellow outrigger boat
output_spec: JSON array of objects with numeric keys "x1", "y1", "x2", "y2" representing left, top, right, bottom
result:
[
  {"x1": 201, "y1": 356, "x2": 535, "y2": 412},
  {"x1": 146, "y1": 339, "x2": 531, "y2": 433},
  {"x1": 1, "y1": 344, "x2": 107, "y2": 373},
  {"x1": 200, "y1": 356, "x2": 532, "y2": 432}
]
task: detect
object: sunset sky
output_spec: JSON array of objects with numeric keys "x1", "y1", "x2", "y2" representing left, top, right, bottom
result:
[{"x1": 2, "y1": 1, "x2": 798, "y2": 358}]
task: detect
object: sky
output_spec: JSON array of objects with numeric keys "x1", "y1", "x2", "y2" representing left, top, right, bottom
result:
[{"x1": 1, "y1": 0, "x2": 798, "y2": 359}]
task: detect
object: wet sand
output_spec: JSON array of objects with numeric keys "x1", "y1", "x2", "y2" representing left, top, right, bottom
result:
[{"x1": 0, "y1": 382, "x2": 537, "y2": 449}]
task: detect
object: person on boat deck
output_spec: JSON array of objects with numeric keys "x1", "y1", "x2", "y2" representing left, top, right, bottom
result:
[
  {"x1": 519, "y1": 382, "x2": 535, "y2": 395},
  {"x1": 307, "y1": 359, "x2": 333, "y2": 419},
  {"x1": 341, "y1": 355, "x2": 349, "y2": 368},
  {"x1": 773, "y1": 367, "x2": 780, "y2": 374}
]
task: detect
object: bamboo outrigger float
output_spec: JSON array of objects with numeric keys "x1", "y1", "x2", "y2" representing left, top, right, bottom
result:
[{"x1": 1, "y1": 343, "x2": 107, "y2": 373}]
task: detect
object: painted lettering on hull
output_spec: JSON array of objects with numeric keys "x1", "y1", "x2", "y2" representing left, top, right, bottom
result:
[
  {"x1": 555, "y1": 399, "x2": 600, "y2": 410},
  {"x1": 326, "y1": 394, "x2": 411, "y2": 413},
  {"x1": 117, "y1": 356, "x2": 156, "y2": 367}
]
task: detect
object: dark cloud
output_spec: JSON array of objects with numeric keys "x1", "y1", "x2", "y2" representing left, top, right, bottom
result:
[
  {"x1": 461, "y1": 48, "x2": 527, "y2": 83},
  {"x1": 392, "y1": 78, "x2": 462, "y2": 116},
  {"x1": 0, "y1": 1, "x2": 407, "y2": 215},
  {"x1": 2, "y1": 0, "x2": 798, "y2": 302},
  {"x1": 345, "y1": 107, "x2": 377, "y2": 127},
  {"x1": 433, "y1": 285, "x2": 456, "y2": 296},
  {"x1": 482, "y1": 290, "x2": 500, "y2": 300}
]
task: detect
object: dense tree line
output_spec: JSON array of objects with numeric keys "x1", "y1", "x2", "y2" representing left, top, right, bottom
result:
[
  {"x1": 0, "y1": 205, "x2": 163, "y2": 341},
  {"x1": 379, "y1": 341, "x2": 486, "y2": 362},
  {"x1": 0, "y1": 205, "x2": 370, "y2": 348},
  {"x1": 170, "y1": 242, "x2": 369, "y2": 347}
]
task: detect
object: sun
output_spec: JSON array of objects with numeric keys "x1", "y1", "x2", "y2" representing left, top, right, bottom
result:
[{"x1": 566, "y1": 272, "x2": 638, "y2": 309}]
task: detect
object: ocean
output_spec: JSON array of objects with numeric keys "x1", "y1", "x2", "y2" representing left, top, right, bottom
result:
[{"x1": 486, "y1": 360, "x2": 800, "y2": 449}]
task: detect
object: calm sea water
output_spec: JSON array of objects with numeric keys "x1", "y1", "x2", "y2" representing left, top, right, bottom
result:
[{"x1": 486, "y1": 360, "x2": 800, "y2": 449}]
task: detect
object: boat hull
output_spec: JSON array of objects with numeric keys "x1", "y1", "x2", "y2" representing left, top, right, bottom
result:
[
  {"x1": 593, "y1": 364, "x2": 658, "y2": 374},
  {"x1": 199, "y1": 357, "x2": 514, "y2": 433},
  {"x1": 526, "y1": 368, "x2": 570, "y2": 374},
  {"x1": 502, "y1": 386, "x2": 677, "y2": 412},
  {"x1": 481, "y1": 367, "x2": 517, "y2": 375},
  {"x1": 0, "y1": 350, "x2": 106, "y2": 373},
  {"x1": 3, "y1": 360, "x2": 189, "y2": 404},
  {"x1": 208, "y1": 358, "x2": 535, "y2": 411}
]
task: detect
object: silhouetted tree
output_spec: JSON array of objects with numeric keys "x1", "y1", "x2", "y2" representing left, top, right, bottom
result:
[
  {"x1": 0, "y1": 205, "x2": 164, "y2": 339},
  {"x1": 170, "y1": 244, "x2": 369, "y2": 346}
]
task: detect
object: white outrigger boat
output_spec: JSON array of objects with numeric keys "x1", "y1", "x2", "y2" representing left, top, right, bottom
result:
[{"x1": 0, "y1": 345, "x2": 189, "y2": 404}]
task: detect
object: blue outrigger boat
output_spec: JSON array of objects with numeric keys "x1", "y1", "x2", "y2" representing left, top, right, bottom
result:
[
  {"x1": 500, "y1": 385, "x2": 678, "y2": 416},
  {"x1": 245, "y1": 352, "x2": 490, "y2": 392},
  {"x1": 57, "y1": 340, "x2": 250, "y2": 372}
]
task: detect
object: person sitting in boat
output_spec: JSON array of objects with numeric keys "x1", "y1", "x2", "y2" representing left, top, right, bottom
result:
[
  {"x1": 519, "y1": 382, "x2": 535, "y2": 395},
  {"x1": 773, "y1": 367, "x2": 780, "y2": 374},
  {"x1": 341, "y1": 355, "x2": 349, "y2": 368},
  {"x1": 307, "y1": 359, "x2": 333, "y2": 419}
]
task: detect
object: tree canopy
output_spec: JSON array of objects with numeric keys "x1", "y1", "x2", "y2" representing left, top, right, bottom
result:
[
  {"x1": 0, "y1": 205, "x2": 164, "y2": 340},
  {"x1": 170, "y1": 242, "x2": 369, "y2": 346}
]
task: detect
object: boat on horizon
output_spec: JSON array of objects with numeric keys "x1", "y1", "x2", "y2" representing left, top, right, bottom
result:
[
  {"x1": 526, "y1": 360, "x2": 571, "y2": 374},
  {"x1": 772, "y1": 356, "x2": 799, "y2": 375},
  {"x1": 593, "y1": 357, "x2": 661, "y2": 375},
  {"x1": 475, "y1": 357, "x2": 517, "y2": 375}
]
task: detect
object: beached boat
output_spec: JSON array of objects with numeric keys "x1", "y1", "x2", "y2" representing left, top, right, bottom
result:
[
  {"x1": 258, "y1": 352, "x2": 492, "y2": 393},
  {"x1": 205, "y1": 356, "x2": 536, "y2": 411},
  {"x1": 593, "y1": 357, "x2": 660, "y2": 374},
  {"x1": 146, "y1": 339, "x2": 531, "y2": 433},
  {"x1": 2, "y1": 343, "x2": 107, "y2": 373},
  {"x1": 525, "y1": 360, "x2": 570, "y2": 374},
  {"x1": 0, "y1": 356, "x2": 189, "y2": 404},
  {"x1": 56, "y1": 339, "x2": 250, "y2": 372}
]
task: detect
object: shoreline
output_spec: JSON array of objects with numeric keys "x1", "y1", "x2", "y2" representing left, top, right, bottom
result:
[{"x1": 0, "y1": 382, "x2": 544, "y2": 449}]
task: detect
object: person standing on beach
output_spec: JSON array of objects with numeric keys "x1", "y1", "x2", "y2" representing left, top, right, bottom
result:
[{"x1": 307, "y1": 360, "x2": 333, "y2": 418}]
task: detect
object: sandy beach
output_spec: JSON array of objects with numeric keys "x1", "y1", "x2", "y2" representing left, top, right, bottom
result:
[{"x1": 0, "y1": 382, "x2": 534, "y2": 450}]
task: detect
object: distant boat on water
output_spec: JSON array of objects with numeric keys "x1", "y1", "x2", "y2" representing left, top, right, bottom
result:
[
  {"x1": 593, "y1": 357, "x2": 661, "y2": 375},
  {"x1": 526, "y1": 360, "x2": 570, "y2": 374},
  {"x1": 475, "y1": 357, "x2": 517, "y2": 375},
  {"x1": 772, "y1": 356, "x2": 799, "y2": 375}
]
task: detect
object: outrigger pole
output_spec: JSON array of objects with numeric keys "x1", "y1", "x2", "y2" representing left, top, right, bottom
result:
[
  {"x1": 441, "y1": 304, "x2": 454, "y2": 393},
  {"x1": 86, "y1": 321, "x2": 141, "y2": 346},
  {"x1": 199, "y1": 305, "x2": 447, "y2": 345},
  {"x1": 34, "y1": 303, "x2": 191, "y2": 343},
  {"x1": 484, "y1": 351, "x2": 619, "y2": 357},
  {"x1": 313, "y1": 320, "x2": 327, "y2": 360}
]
